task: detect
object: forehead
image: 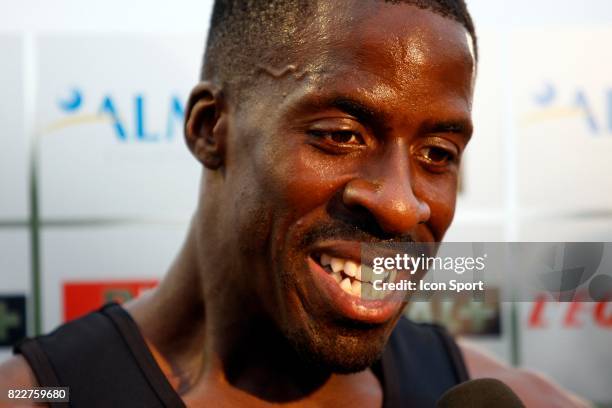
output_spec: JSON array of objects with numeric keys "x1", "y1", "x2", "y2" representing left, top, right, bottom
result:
[
  {"x1": 257, "y1": 2, "x2": 475, "y2": 121},
  {"x1": 329, "y1": 4, "x2": 470, "y2": 87},
  {"x1": 326, "y1": 3, "x2": 470, "y2": 62}
]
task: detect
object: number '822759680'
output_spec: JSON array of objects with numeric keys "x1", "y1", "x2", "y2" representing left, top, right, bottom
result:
[{"x1": 6, "y1": 387, "x2": 69, "y2": 403}]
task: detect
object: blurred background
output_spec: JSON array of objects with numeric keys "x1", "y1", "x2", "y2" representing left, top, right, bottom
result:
[{"x1": 0, "y1": 0, "x2": 611, "y2": 405}]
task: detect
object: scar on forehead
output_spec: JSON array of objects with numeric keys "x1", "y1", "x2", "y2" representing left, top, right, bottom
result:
[{"x1": 257, "y1": 64, "x2": 307, "y2": 80}]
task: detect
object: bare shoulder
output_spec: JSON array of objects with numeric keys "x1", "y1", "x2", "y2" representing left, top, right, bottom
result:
[
  {"x1": 0, "y1": 356, "x2": 39, "y2": 408},
  {"x1": 457, "y1": 338, "x2": 592, "y2": 408},
  {"x1": 0, "y1": 355, "x2": 38, "y2": 388}
]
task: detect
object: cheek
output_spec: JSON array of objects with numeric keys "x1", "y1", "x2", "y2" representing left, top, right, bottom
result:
[{"x1": 258, "y1": 142, "x2": 349, "y2": 216}]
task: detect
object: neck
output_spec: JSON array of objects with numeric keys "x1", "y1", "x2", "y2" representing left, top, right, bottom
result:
[
  {"x1": 126, "y1": 217, "x2": 376, "y2": 403},
  {"x1": 128, "y1": 219, "x2": 336, "y2": 402},
  {"x1": 126, "y1": 221, "x2": 206, "y2": 391},
  {"x1": 206, "y1": 313, "x2": 332, "y2": 402}
]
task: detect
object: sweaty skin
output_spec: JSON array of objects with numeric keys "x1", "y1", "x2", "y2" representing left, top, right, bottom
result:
[{"x1": 0, "y1": 2, "x2": 591, "y2": 407}]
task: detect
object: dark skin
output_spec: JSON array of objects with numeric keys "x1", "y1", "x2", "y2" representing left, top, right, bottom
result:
[
  {"x1": 0, "y1": 2, "x2": 475, "y2": 407},
  {"x1": 155, "y1": 2, "x2": 472, "y2": 404}
]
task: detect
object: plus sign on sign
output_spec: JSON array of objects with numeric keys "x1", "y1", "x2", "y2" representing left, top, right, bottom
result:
[{"x1": 0, "y1": 295, "x2": 27, "y2": 348}]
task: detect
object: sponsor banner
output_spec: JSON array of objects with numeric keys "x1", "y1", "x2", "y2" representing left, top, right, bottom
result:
[
  {"x1": 0, "y1": 35, "x2": 28, "y2": 219},
  {"x1": 517, "y1": 218, "x2": 612, "y2": 404},
  {"x1": 0, "y1": 295, "x2": 27, "y2": 348},
  {"x1": 36, "y1": 34, "x2": 202, "y2": 220},
  {"x1": 0, "y1": 229, "x2": 31, "y2": 294},
  {"x1": 41, "y1": 225, "x2": 186, "y2": 331},
  {"x1": 456, "y1": 29, "x2": 505, "y2": 211},
  {"x1": 520, "y1": 300, "x2": 612, "y2": 404},
  {"x1": 511, "y1": 28, "x2": 612, "y2": 213},
  {"x1": 63, "y1": 280, "x2": 157, "y2": 322}
]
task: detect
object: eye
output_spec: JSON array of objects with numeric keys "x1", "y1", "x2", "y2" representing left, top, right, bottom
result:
[
  {"x1": 308, "y1": 129, "x2": 365, "y2": 146},
  {"x1": 418, "y1": 145, "x2": 458, "y2": 168},
  {"x1": 422, "y1": 147, "x2": 454, "y2": 164},
  {"x1": 328, "y1": 130, "x2": 363, "y2": 145}
]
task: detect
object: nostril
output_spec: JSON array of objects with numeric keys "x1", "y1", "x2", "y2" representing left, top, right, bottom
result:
[
  {"x1": 342, "y1": 179, "x2": 379, "y2": 207},
  {"x1": 342, "y1": 178, "x2": 430, "y2": 236},
  {"x1": 326, "y1": 191, "x2": 395, "y2": 241}
]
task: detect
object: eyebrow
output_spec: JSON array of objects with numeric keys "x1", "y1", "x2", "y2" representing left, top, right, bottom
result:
[
  {"x1": 292, "y1": 94, "x2": 472, "y2": 139},
  {"x1": 421, "y1": 119, "x2": 473, "y2": 143},
  {"x1": 330, "y1": 98, "x2": 384, "y2": 123},
  {"x1": 428, "y1": 120, "x2": 471, "y2": 134},
  {"x1": 316, "y1": 96, "x2": 391, "y2": 133}
]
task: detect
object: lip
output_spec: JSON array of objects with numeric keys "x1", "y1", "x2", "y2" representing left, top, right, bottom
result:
[
  {"x1": 306, "y1": 241, "x2": 407, "y2": 325},
  {"x1": 311, "y1": 240, "x2": 363, "y2": 263},
  {"x1": 310, "y1": 240, "x2": 414, "y2": 265}
]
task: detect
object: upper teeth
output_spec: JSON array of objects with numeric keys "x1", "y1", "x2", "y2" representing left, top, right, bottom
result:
[
  {"x1": 319, "y1": 253, "x2": 391, "y2": 299},
  {"x1": 344, "y1": 261, "x2": 358, "y2": 278},
  {"x1": 330, "y1": 257, "x2": 344, "y2": 273}
]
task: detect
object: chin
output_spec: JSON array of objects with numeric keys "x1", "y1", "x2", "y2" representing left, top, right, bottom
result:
[{"x1": 284, "y1": 322, "x2": 390, "y2": 374}]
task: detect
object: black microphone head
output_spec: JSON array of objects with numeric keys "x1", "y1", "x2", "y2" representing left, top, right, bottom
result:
[{"x1": 437, "y1": 378, "x2": 526, "y2": 408}]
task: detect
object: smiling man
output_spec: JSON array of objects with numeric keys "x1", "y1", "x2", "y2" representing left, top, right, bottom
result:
[{"x1": 0, "y1": 1, "x2": 591, "y2": 407}]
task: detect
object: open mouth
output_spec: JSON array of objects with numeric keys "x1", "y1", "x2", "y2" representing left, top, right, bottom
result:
[
  {"x1": 304, "y1": 242, "x2": 407, "y2": 324},
  {"x1": 312, "y1": 252, "x2": 398, "y2": 300}
]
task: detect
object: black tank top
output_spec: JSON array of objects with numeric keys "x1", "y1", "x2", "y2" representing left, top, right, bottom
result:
[{"x1": 14, "y1": 303, "x2": 469, "y2": 408}]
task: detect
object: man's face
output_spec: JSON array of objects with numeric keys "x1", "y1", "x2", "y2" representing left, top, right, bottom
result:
[{"x1": 209, "y1": 1, "x2": 474, "y2": 372}]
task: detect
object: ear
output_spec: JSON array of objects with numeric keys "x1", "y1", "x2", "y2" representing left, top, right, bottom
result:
[{"x1": 184, "y1": 82, "x2": 227, "y2": 169}]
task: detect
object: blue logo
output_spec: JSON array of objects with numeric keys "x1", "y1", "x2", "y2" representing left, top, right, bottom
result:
[
  {"x1": 524, "y1": 82, "x2": 612, "y2": 136},
  {"x1": 49, "y1": 88, "x2": 186, "y2": 142}
]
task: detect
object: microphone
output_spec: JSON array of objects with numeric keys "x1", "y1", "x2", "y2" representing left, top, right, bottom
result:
[{"x1": 436, "y1": 378, "x2": 526, "y2": 408}]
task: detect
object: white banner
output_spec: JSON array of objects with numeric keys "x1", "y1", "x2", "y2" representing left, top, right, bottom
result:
[
  {"x1": 41, "y1": 223, "x2": 187, "y2": 332},
  {"x1": 0, "y1": 35, "x2": 28, "y2": 220},
  {"x1": 36, "y1": 35, "x2": 203, "y2": 220},
  {"x1": 511, "y1": 28, "x2": 612, "y2": 214}
]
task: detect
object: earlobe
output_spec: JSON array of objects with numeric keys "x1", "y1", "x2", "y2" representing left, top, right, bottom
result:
[{"x1": 184, "y1": 82, "x2": 226, "y2": 169}]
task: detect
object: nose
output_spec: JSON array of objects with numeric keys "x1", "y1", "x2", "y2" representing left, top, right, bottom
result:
[{"x1": 342, "y1": 145, "x2": 431, "y2": 236}]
